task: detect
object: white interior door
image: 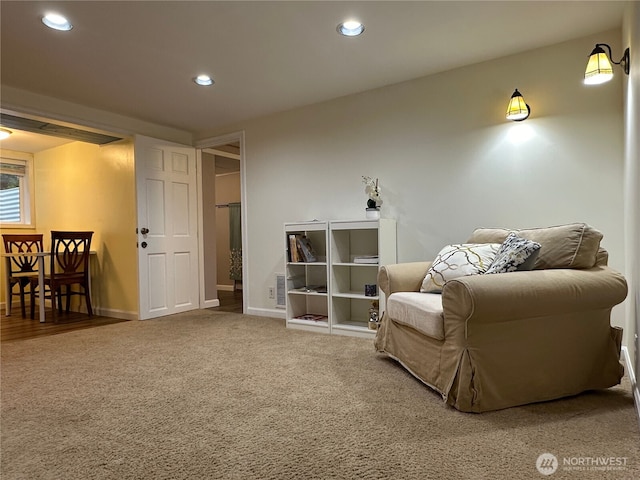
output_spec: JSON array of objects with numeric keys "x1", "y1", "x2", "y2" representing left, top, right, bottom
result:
[{"x1": 135, "y1": 135, "x2": 199, "y2": 320}]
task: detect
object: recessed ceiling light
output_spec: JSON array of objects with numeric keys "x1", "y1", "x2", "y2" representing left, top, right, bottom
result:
[
  {"x1": 337, "y1": 20, "x2": 364, "y2": 37},
  {"x1": 0, "y1": 128, "x2": 12, "y2": 140},
  {"x1": 42, "y1": 13, "x2": 73, "y2": 31},
  {"x1": 194, "y1": 74, "x2": 214, "y2": 86}
]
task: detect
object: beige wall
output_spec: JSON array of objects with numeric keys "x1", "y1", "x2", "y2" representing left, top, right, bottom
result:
[
  {"x1": 197, "y1": 29, "x2": 628, "y2": 330},
  {"x1": 1, "y1": 139, "x2": 138, "y2": 318}
]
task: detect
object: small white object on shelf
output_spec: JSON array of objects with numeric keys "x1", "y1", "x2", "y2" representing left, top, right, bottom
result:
[
  {"x1": 365, "y1": 208, "x2": 380, "y2": 220},
  {"x1": 353, "y1": 255, "x2": 379, "y2": 264}
]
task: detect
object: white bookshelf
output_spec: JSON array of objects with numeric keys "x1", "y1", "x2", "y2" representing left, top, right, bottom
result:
[{"x1": 285, "y1": 219, "x2": 396, "y2": 338}]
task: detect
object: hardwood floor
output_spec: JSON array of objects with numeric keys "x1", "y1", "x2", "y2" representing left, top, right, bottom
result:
[
  {"x1": 209, "y1": 289, "x2": 243, "y2": 314},
  {"x1": 1, "y1": 309, "x2": 128, "y2": 343},
  {"x1": 2, "y1": 289, "x2": 243, "y2": 342}
]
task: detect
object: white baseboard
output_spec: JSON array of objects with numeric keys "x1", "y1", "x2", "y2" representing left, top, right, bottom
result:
[
  {"x1": 246, "y1": 306, "x2": 285, "y2": 319},
  {"x1": 217, "y1": 284, "x2": 235, "y2": 292},
  {"x1": 621, "y1": 346, "x2": 640, "y2": 429},
  {"x1": 202, "y1": 299, "x2": 220, "y2": 308}
]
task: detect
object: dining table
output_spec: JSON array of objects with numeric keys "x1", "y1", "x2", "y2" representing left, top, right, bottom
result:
[{"x1": 3, "y1": 251, "x2": 96, "y2": 323}]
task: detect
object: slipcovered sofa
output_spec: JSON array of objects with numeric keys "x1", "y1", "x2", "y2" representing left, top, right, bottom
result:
[{"x1": 374, "y1": 223, "x2": 627, "y2": 412}]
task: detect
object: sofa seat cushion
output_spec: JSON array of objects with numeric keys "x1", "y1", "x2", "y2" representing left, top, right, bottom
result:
[{"x1": 387, "y1": 292, "x2": 444, "y2": 340}]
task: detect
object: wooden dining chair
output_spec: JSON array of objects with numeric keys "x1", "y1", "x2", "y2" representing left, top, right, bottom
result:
[
  {"x1": 30, "y1": 231, "x2": 94, "y2": 321},
  {"x1": 2, "y1": 234, "x2": 44, "y2": 318}
]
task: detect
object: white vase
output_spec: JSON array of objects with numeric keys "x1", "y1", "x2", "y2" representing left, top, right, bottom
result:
[{"x1": 365, "y1": 207, "x2": 380, "y2": 220}]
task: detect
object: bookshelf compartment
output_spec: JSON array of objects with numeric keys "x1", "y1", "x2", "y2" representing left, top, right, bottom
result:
[
  {"x1": 286, "y1": 227, "x2": 327, "y2": 264},
  {"x1": 288, "y1": 294, "x2": 329, "y2": 324},
  {"x1": 331, "y1": 296, "x2": 377, "y2": 331},
  {"x1": 331, "y1": 264, "x2": 378, "y2": 297},
  {"x1": 287, "y1": 263, "x2": 327, "y2": 293},
  {"x1": 330, "y1": 227, "x2": 378, "y2": 264}
]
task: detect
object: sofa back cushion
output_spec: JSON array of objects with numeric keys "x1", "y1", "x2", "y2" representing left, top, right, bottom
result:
[
  {"x1": 467, "y1": 223, "x2": 604, "y2": 269},
  {"x1": 596, "y1": 247, "x2": 608, "y2": 267}
]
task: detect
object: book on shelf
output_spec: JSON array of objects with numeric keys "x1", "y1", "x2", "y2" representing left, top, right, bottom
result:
[
  {"x1": 294, "y1": 314, "x2": 328, "y2": 322},
  {"x1": 288, "y1": 234, "x2": 317, "y2": 263},
  {"x1": 353, "y1": 255, "x2": 379, "y2": 264},
  {"x1": 289, "y1": 234, "x2": 299, "y2": 262},
  {"x1": 297, "y1": 235, "x2": 317, "y2": 262}
]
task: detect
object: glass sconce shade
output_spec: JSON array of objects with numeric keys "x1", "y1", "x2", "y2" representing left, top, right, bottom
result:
[
  {"x1": 506, "y1": 89, "x2": 530, "y2": 121},
  {"x1": 584, "y1": 45, "x2": 614, "y2": 85}
]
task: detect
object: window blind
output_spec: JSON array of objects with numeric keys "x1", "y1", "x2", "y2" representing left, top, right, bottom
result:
[{"x1": 0, "y1": 161, "x2": 26, "y2": 176}]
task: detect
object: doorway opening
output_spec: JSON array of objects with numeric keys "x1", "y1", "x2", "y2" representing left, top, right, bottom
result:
[{"x1": 197, "y1": 132, "x2": 246, "y2": 314}]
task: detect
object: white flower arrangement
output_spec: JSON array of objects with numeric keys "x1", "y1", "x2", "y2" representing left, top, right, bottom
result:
[{"x1": 362, "y1": 176, "x2": 383, "y2": 209}]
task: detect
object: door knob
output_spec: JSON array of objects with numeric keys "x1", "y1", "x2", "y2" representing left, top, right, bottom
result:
[
  {"x1": 141, "y1": 241, "x2": 148, "y2": 248},
  {"x1": 140, "y1": 227, "x2": 150, "y2": 235}
]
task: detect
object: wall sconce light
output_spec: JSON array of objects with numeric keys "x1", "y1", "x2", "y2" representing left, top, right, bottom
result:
[
  {"x1": 506, "y1": 89, "x2": 530, "y2": 121},
  {"x1": 0, "y1": 128, "x2": 12, "y2": 140},
  {"x1": 584, "y1": 44, "x2": 630, "y2": 85}
]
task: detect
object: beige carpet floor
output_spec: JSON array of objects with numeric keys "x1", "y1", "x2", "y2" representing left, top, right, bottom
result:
[{"x1": 1, "y1": 310, "x2": 639, "y2": 480}]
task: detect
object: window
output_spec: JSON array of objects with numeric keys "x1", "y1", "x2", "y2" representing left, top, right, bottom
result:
[{"x1": 0, "y1": 153, "x2": 35, "y2": 227}]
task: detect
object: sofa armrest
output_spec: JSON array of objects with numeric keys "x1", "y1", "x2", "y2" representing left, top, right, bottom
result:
[
  {"x1": 443, "y1": 266, "x2": 628, "y2": 325},
  {"x1": 378, "y1": 262, "x2": 432, "y2": 296}
]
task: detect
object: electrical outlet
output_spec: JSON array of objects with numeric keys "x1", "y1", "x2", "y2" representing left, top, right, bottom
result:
[{"x1": 268, "y1": 287, "x2": 275, "y2": 299}]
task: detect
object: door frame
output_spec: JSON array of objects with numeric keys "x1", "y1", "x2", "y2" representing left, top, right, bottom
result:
[{"x1": 195, "y1": 131, "x2": 247, "y2": 314}]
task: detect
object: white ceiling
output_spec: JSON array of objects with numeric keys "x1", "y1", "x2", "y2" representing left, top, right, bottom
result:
[{"x1": 0, "y1": 0, "x2": 626, "y2": 151}]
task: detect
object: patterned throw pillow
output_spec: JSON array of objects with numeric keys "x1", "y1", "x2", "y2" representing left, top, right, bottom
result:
[
  {"x1": 485, "y1": 233, "x2": 541, "y2": 274},
  {"x1": 421, "y1": 243, "x2": 501, "y2": 293}
]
